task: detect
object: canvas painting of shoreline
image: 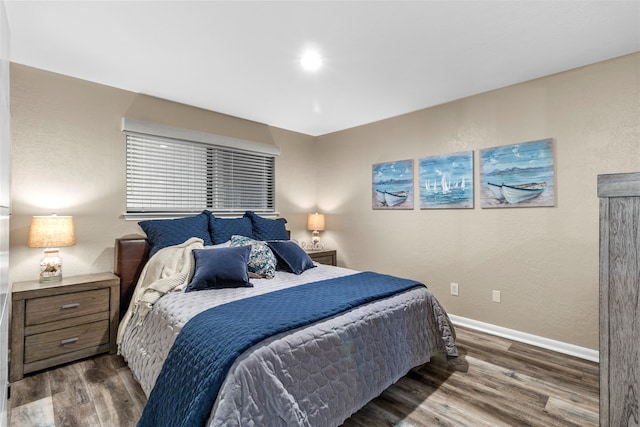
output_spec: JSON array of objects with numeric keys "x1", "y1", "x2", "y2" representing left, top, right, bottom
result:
[
  {"x1": 372, "y1": 159, "x2": 414, "y2": 209},
  {"x1": 419, "y1": 151, "x2": 474, "y2": 209},
  {"x1": 480, "y1": 139, "x2": 555, "y2": 208}
]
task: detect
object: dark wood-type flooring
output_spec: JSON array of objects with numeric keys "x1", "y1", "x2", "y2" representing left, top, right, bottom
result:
[{"x1": 9, "y1": 326, "x2": 599, "y2": 426}]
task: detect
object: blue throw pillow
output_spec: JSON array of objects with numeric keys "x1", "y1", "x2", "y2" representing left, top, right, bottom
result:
[
  {"x1": 209, "y1": 214, "x2": 253, "y2": 244},
  {"x1": 244, "y1": 211, "x2": 289, "y2": 241},
  {"x1": 267, "y1": 240, "x2": 316, "y2": 275},
  {"x1": 230, "y1": 235, "x2": 276, "y2": 279},
  {"x1": 185, "y1": 246, "x2": 252, "y2": 292},
  {"x1": 139, "y1": 211, "x2": 213, "y2": 258}
]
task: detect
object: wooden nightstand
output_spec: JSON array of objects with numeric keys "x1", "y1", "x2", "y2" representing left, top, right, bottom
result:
[
  {"x1": 306, "y1": 249, "x2": 337, "y2": 266},
  {"x1": 10, "y1": 272, "x2": 120, "y2": 382}
]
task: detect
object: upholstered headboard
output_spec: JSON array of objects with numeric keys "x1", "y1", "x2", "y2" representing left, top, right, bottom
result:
[{"x1": 114, "y1": 234, "x2": 149, "y2": 318}]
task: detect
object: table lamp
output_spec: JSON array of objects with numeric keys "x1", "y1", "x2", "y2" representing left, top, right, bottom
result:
[
  {"x1": 306, "y1": 213, "x2": 325, "y2": 250},
  {"x1": 28, "y1": 214, "x2": 76, "y2": 283}
]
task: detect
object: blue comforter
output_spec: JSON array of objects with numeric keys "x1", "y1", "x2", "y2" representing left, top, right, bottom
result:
[{"x1": 137, "y1": 271, "x2": 423, "y2": 427}]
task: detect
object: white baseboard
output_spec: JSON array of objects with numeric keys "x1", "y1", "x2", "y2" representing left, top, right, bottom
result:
[{"x1": 449, "y1": 314, "x2": 599, "y2": 363}]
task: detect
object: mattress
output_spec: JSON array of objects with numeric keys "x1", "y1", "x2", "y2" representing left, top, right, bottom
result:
[{"x1": 119, "y1": 263, "x2": 457, "y2": 426}]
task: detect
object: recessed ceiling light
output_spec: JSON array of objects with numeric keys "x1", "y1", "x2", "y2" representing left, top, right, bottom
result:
[{"x1": 300, "y1": 50, "x2": 322, "y2": 71}]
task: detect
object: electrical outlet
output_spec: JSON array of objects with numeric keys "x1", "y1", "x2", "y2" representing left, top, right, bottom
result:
[
  {"x1": 492, "y1": 290, "x2": 501, "y2": 303},
  {"x1": 450, "y1": 282, "x2": 459, "y2": 296}
]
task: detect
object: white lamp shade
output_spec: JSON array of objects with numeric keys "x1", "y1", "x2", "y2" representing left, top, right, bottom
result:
[
  {"x1": 28, "y1": 215, "x2": 76, "y2": 248},
  {"x1": 306, "y1": 213, "x2": 326, "y2": 231}
]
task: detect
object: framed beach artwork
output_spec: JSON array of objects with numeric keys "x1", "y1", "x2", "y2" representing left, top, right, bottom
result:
[
  {"x1": 419, "y1": 151, "x2": 474, "y2": 209},
  {"x1": 372, "y1": 159, "x2": 414, "y2": 209},
  {"x1": 479, "y1": 138, "x2": 555, "y2": 208}
]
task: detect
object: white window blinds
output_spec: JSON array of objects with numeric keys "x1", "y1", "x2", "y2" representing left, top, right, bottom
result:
[{"x1": 123, "y1": 119, "x2": 278, "y2": 216}]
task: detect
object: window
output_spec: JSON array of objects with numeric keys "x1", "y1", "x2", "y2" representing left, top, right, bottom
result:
[{"x1": 123, "y1": 118, "x2": 279, "y2": 218}]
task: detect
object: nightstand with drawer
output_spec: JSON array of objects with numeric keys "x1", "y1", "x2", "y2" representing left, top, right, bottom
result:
[
  {"x1": 10, "y1": 272, "x2": 119, "y2": 382},
  {"x1": 306, "y1": 249, "x2": 337, "y2": 266}
]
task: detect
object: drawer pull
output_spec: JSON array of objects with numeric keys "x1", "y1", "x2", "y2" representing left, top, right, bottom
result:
[
  {"x1": 60, "y1": 337, "x2": 79, "y2": 345},
  {"x1": 61, "y1": 303, "x2": 80, "y2": 309}
]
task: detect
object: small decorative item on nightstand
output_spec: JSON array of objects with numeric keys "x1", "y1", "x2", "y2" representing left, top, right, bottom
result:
[{"x1": 27, "y1": 214, "x2": 76, "y2": 283}]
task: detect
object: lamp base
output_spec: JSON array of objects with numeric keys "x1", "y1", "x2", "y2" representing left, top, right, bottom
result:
[
  {"x1": 301, "y1": 241, "x2": 325, "y2": 251},
  {"x1": 39, "y1": 249, "x2": 62, "y2": 283},
  {"x1": 40, "y1": 273, "x2": 62, "y2": 283}
]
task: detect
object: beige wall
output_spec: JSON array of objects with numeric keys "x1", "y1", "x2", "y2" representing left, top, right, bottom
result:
[
  {"x1": 9, "y1": 53, "x2": 639, "y2": 350},
  {"x1": 315, "y1": 53, "x2": 640, "y2": 350},
  {"x1": 9, "y1": 63, "x2": 316, "y2": 284}
]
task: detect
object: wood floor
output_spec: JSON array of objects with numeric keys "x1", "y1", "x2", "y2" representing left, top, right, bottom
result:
[{"x1": 8, "y1": 326, "x2": 599, "y2": 426}]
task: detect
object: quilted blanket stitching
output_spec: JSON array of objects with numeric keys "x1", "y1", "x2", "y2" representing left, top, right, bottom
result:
[{"x1": 137, "y1": 271, "x2": 423, "y2": 427}]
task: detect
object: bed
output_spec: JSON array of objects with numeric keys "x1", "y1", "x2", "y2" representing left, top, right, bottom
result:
[{"x1": 114, "y1": 211, "x2": 458, "y2": 427}]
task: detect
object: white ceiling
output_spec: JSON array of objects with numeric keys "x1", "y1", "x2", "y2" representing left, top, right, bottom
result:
[{"x1": 5, "y1": 1, "x2": 640, "y2": 136}]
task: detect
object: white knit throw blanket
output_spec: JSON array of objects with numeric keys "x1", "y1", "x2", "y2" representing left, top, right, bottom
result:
[{"x1": 117, "y1": 237, "x2": 204, "y2": 348}]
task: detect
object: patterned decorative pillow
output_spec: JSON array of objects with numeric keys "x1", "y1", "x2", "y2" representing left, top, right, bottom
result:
[
  {"x1": 209, "y1": 214, "x2": 253, "y2": 244},
  {"x1": 184, "y1": 246, "x2": 252, "y2": 292},
  {"x1": 139, "y1": 211, "x2": 213, "y2": 258},
  {"x1": 243, "y1": 211, "x2": 289, "y2": 241},
  {"x1": 230, "y1": 235, "x2": 276, "y2": 279}
]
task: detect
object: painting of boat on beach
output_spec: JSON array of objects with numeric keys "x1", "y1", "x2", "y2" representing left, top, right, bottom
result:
[
  {"x1": 419, "y1": 151, "x2": 474, "y2": 209},
  {"x1": 480, "y1": 139, "x2": 555, "y2": 208},
  {"x1": 372, "y1": 159, "x2": 414, "y2": 209}
]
